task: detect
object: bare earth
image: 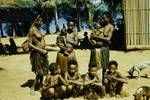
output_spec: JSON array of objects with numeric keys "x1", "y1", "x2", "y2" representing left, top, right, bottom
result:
[{"x1": 0, "y1": 35, "x2": 150, "y2": 100}]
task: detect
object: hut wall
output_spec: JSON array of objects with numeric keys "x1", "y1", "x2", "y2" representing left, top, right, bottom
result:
[{"x1": 123, "y1": 0, "x2": 150, "y2": 49}]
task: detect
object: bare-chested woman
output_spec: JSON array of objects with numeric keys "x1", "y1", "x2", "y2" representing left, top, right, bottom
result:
[
  {"x1": 56, "y1": 21, "x2": 78, "y2": 73},
  {"x1": 28, "y1": 16, "x2": 49, "y2": 93},
  {"x1": 90, "y1": 13, "x2": 114, "y2": 84}
]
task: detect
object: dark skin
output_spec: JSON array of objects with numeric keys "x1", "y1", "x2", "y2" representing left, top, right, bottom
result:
[
  {"x1": 84, "y1": 67, "x2": 102, "y2": 86},
  {"x1": 42, "y1": 66, "x2": 68, "y2": 97},
  {"x1": 105, "y1": 65, "x2": 127, "y2": 83},
  {"x1": 28, "y1": 18, "x2": 47, "y2": 55},
  {"x1": 29, "y1": 18, "x2": 48, "y2": 94},
  {"x1": 66, "y1": 21, "x2": 78, "y2": 46},
  {"x1": 92, "y1": 15, "x2": 114, "y2": 43},
  {"x1": 65, "y1": 64, "x2": 83, "y2": 86}
]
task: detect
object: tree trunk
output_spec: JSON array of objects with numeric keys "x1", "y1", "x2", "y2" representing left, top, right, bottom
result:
[
  {"x1": 46, "y1": 14, "x2": 50, "y2": 34},
  {"x1": 88, "y1": 9, "x2": 93, "y2": 28},
  {"x1": 54, "y1": 9, "x2": 60, "y2": 33},
  {"x1": 10, "y1": 23, "x2": 15, "y2": 37},
  {"x1": 77, "y1": 11, "x2": 81, "y2": 32},
  {"x1": 0, "y1": 23, "x2": 4, "y2": 37}
]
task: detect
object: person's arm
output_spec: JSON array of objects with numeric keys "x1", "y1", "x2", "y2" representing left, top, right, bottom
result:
[
  {"x1": 56, "y1": 36, "x2": 67, "y2": 50},
  {"x1": 68, "y1": 80, "x2": 83, "y2": 85},
  {"x1": 65, "y1": 72, "x2": 83, "y2": 85},
  {"x1": 93, "y1": 74, "x2": 103, "y2": 86},
  {"x1": 28, "y1": 28, "x2": 47, "y2": 54},
  {"x1": 42, "y1": 75, "x2": 51, "y2": 90},
  {"x1": 67, "y1": 32, "x2": 78, "y2": 46},
  {"x1": 84, "y1": 74, "x2": 97, "y2": 85},
  {"x1": 111, "y1": 72, "x2": 128, "y2": 83},
  {"x1": 59, "y1": 75, "x2": 69, "y2": 86}
]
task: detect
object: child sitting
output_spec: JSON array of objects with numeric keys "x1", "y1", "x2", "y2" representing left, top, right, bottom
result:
[
  {"x1": 65, "y1": 60, "x2": 83, "y2": 97},
  {"x1": 83, "y1": 62, "x2": 106, "y2": 98},
  {"x1": 57, "y1": 27, "x2": 73, "y2": 56},
  {"x1": 104, "y1": 61, "x2": 128, "y2": 97},
  {"x1": 41, "y1": 63, "x2": 68, "y2": 99},
  {"x1": 80, "y1": 32, "x2": 91, "y2": 49}
]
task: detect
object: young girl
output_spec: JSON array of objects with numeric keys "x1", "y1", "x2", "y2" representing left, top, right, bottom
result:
[{"x1": 41, "y1": 63, "x2": 68, "y2": 99}]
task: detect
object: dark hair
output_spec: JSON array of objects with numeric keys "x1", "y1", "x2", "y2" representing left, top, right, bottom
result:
[
  {"x1": 103, "y1": 12, "x2": 111, "y2": 19},
  {"x1": 108, "y1": 61, "x2": 118, "y2": 68},
  {"x1": 49, "y1": 63, "x2": 59, "y2": 74},
  {"x1": 68, "y1": 60, "x2": 78, "y2": 68},
  {"x1": 67, "y1": 20, "x2": 75, "y2": 26},
  {"x1": 88, "y1": 62, "x2": 97, "y2": 68}
]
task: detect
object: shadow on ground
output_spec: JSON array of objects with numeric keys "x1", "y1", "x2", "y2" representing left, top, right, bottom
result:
[{"x1": 21, "y1": 79, "x2": 41, "y2": 91}]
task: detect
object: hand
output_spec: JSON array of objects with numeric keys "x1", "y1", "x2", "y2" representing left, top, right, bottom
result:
[
  {"x1": 41, "y1": 50, "x2": 48, "y2": 55},
  {"x1": 66, "y1": 39, "x2": 70, "y2": 43},
  {"x1": 110, "y1": 76, "x2": 117, "y2": 80}
]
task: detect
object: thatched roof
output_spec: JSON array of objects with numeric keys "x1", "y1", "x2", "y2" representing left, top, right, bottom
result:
[
  {"x1": 0, "y1": 0, "x2": 42, "y2": 22},
  {"x1": 0, "y1": 0, "x2": 39, "y2": 9}
]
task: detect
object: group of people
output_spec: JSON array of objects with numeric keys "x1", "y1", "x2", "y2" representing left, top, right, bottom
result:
[
  {"x1": 28, "y1": 13, "x2": 128, "y2": 99},
  {"x1": 0, "y1": 38, "x2": 18, "y2": 55}
]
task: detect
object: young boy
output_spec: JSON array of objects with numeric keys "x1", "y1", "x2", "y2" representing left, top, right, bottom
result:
[
  {"x1": 65, "y1": 60, "x2": 83, "y2": 97},
  {"x1": 83, "y1": 62, "x2": 106, "y2": 98},
  {"x1": 104, "y1": 61, "x2": 127, "y2": 97},
  {"x1": 41, "y1": 63, "x2": 68, "y2": 99}
]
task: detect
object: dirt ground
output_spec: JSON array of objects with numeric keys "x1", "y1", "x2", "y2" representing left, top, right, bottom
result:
[{"x1": 0, "y1": 35, "x2": 150, "y2": 100}]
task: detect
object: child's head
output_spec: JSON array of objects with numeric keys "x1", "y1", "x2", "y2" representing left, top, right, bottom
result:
[
  {"x1": 49, "y1": 63, "x2": 61, "y2": 75},
  {"x1": 88, "y1": 63, "x2": 98, "y2": 77},
  {"x1": 68, "y1": 60, "x2": 78, "y2": 75},
  {"x1": 84, "y1": 32, "x2": 88, "y2": 36},
  {"x1": 108, "y1": 61, "x2": 118, "y2": 73},
  {"x1": 67, "y1": 21, "x2": 75, "y2": 31}
]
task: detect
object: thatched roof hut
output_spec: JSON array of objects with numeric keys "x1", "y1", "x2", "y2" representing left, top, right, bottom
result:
[
  {"x1": 0, "y1": 0, "x2": 40, "y2": 22},
  {"x1": 0, "y1": 0, "x2": 42, "y2": 37}
]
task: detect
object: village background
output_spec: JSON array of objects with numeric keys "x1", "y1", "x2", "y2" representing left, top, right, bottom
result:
[{"x1": 0, "y1": 0, "x2": 150, "y2": 100}]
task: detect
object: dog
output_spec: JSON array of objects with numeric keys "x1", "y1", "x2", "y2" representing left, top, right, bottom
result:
[
  {"x1": 133, "y1": 86, "x2": 150, "y2": 100},
  {"x1": 128, "y1": 62, "x2": 150, "y2": 78}
]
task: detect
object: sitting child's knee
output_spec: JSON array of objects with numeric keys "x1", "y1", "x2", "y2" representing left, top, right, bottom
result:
[
  {"x1": 68, "y1": 85, "x2": 73, "y2": 90},
  {"x1": 48, "y1": 88, "x2": 55, "y2": 95},
  {"x1": 104, "y1": 79, "x2": 109, "y2": 84},
  {"x1": 61, "y1": 85, "x2": 67, "y2": 92}
]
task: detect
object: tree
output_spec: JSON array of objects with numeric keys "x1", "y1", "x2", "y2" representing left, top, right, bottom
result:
[
  {"x1": 0, "y1": 23, "x2": 4, "y2": 37},
  {"x1": 42, "y1": 0, "x2": 60, "y2": 33}
]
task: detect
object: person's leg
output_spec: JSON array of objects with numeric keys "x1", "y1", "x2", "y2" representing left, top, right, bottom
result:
[
  {"x1": 30, "y1": 75, "x2": 38, "y2": 95},
  {"x1": 66, "y1": 85, "x2": 73, "y2": 97},
  {"x1": 47, "y1": 88, "x2": 55, "y2": 98},
  {"x1": 101, "y1": 47, "x2": 109, "y2": 85},
  {"x1": 103, "y1": 79, "x2": 110, "y2": 94},
  {"x1": 95, "y1": 85, "x2": 106, "y2": 98},
  {"x1": 115, "y1": 82, "x2": 124, "y2": 95},
  {"x1": 58, "y1": 85, "x2": 67, "y2": 98}
]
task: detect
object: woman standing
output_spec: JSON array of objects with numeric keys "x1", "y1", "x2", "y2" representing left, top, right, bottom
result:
[
  {"x1": 89, "y1": 13, "x2": 114, "y2": 84},
  {"x1": 28, "y1": 16, "x2": 49, "y2": 93}
]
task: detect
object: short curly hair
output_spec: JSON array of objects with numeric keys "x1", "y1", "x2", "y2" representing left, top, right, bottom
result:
[
  {"x1": 108, "y1": 60, "x2": 118, "y2": 68},
  {"x1": 68, "y1": 60, "x2": 78, "y2": 68},
  {"x1": 49, "y1": 63, "x2": 59, "y2": 74}
]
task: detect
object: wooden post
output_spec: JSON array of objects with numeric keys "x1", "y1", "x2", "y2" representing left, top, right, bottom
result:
[{"x1": 0, "y1": 23, "x2": 4, "y2": 37}]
